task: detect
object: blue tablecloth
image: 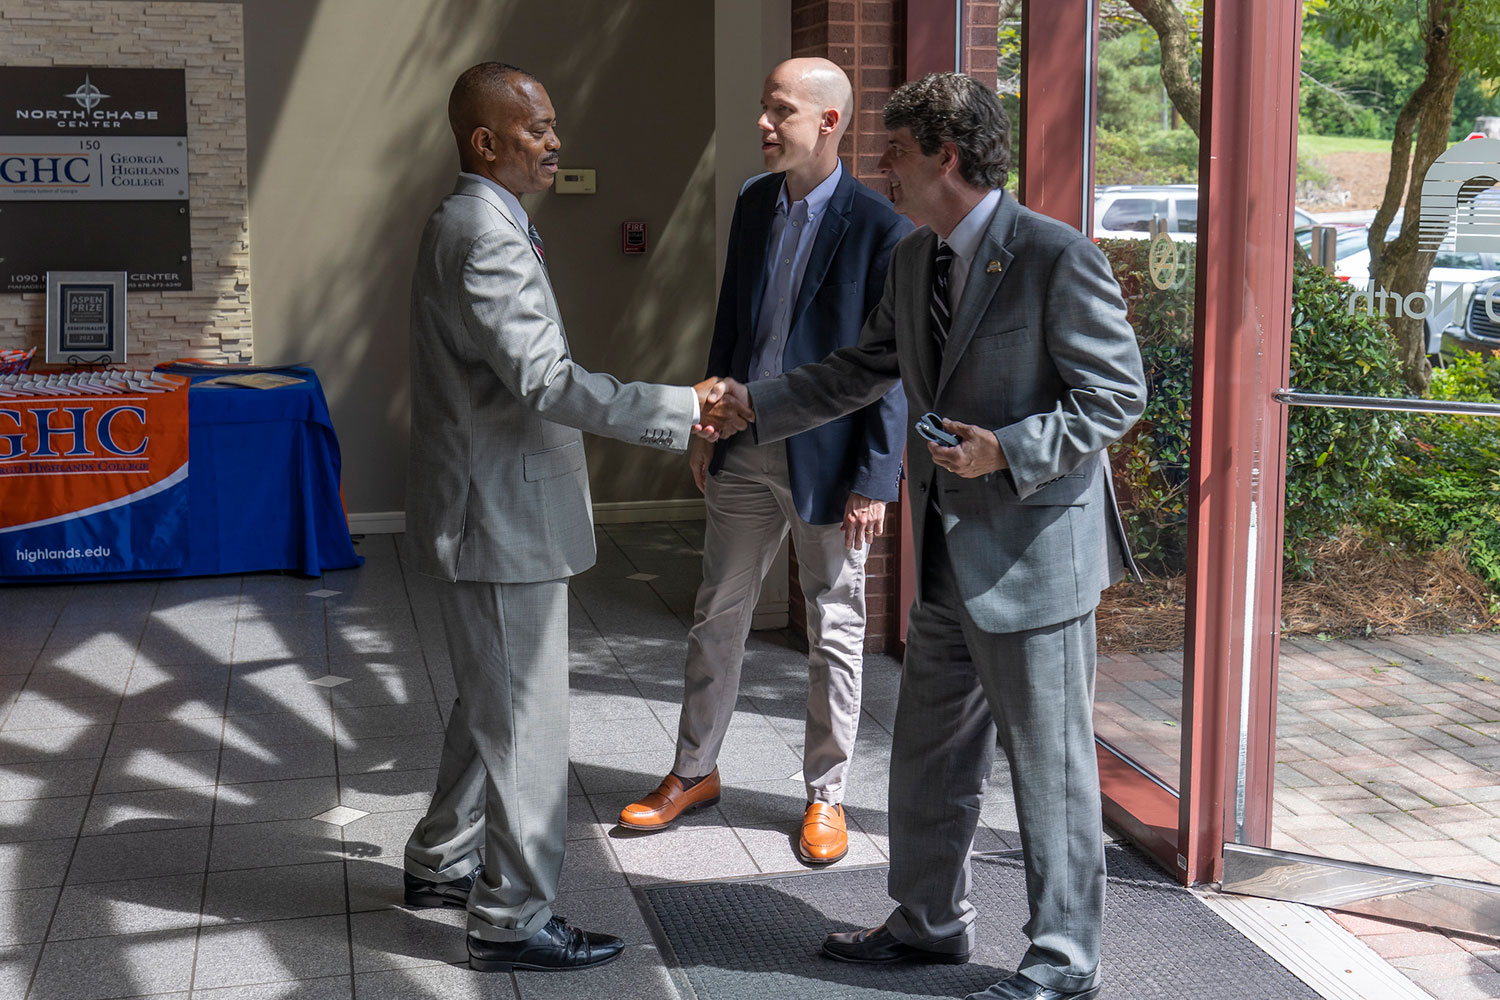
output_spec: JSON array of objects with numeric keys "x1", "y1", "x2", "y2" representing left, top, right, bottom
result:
[{"x1": 6, "y1": 367, "x2": 362, "y2": 582}]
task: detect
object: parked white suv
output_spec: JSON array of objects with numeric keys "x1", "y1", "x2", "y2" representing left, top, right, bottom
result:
[{"x1": 1093, "y1": 184, "x2": 1318, "y2": 240}]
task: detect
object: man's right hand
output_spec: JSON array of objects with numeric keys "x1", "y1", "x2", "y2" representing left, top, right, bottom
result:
[
  {"x1": 688, "y1": 436, "x2": 714, "y2": 493},
  {"x1": 692, "y1": 377, "x2": 755, "y2": 440}
]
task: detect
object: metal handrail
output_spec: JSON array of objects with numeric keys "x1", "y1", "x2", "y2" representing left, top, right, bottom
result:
[{"x1": 1274, "y1": 389, "x2": 1500, "y2": 418}]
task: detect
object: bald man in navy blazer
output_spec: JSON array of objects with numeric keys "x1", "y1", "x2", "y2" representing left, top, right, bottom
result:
[{"x1": 619, "y1": 58, "x2": 911, "y2": 864}]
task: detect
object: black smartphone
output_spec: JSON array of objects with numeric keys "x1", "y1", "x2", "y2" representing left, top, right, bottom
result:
[{"x1": 915, "y1": 411, "x2": 960, "y2": 448}]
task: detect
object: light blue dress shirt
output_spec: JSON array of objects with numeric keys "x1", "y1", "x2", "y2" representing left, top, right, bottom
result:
[
  {"x1": 941, "y1": 187, "x2": 1004, "y2": 312},
  {"x1": 748, "y1": 163, "x2": 844, "y2": 380}
]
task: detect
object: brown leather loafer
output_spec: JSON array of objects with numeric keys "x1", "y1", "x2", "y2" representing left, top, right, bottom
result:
[
  {"x1": 798, "y1": 802, "x2": 849, "y2": 863},
  {"x1": 617, "y1": 768, "x2": 721, "y2": 831}
]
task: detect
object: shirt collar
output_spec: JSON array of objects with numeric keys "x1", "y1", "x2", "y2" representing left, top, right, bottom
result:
[
  {"x1": 461, "y1": 171, "x2": 529, "y2": 231},
  {"x1": 942, "y1": 188, "x2": 1004, "y2": 262},
  {"x1": 775, "y1": 161, "x2": 843, "y2": 221}
]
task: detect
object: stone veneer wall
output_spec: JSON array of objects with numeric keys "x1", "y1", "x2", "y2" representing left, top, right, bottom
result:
[{"x1": 0, "y1": 2, "x2": 252, "y2": 363}]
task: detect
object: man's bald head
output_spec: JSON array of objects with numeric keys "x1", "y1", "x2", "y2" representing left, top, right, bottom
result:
[
  {"x1": 758, "y1": 58, "x2": 853, "y2": 193},
  {"x1": 447, "y1": 61, "x2": 561, "y2": 195}
]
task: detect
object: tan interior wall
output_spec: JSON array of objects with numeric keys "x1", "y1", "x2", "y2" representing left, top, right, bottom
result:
[{"x1": 232, "y1": 0, "x2": 722, "y2": 514}]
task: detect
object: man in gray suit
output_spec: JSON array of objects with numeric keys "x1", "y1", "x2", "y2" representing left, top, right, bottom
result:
[
  {"x1": 723, "y1": 73, "x2": 1145, "y2": 1000},
  {"x1": 401, "y1": 62, "x2": 749, "y2": 974}
]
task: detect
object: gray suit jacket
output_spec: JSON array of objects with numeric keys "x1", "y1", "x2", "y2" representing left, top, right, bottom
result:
[
  {"x1": 752, "y1": 192, "x2": 1146, "y2": 633},
  {"x1": 406, "y1": 175, "x2": 697, "y2": 584}
]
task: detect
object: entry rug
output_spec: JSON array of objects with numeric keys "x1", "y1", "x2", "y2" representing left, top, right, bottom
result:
[{"x1": 640, "y1": 844, "x2": 1319, "y2": 1000}]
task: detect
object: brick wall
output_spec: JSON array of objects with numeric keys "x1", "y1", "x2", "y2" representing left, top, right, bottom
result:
[
  {"x1": 962, "y1": 1, "x2": 1000, "y2": 89},
  {"x1": 788, "y1": 0, "x2": 906, "y2": 653},
  {"x1": 0, "y1": 2, "x2": 252, "y2": 364}
]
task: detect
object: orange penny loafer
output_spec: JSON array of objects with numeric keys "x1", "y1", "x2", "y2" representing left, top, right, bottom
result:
[
  {"x1": 617, "y1": 768, "x2": 721, "y2": 831},
  {"x1": 798, "y1": 802, "x2": 849, "y2": 863}
]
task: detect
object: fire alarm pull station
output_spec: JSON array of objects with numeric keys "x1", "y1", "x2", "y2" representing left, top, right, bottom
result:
[{"x1": 622, "y1": 221, "x2": 647, "y2": 255}]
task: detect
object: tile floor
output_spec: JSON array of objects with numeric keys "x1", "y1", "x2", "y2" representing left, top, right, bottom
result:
[{"x1": 0, "y1": 523, "x2": 1492, "y2": 999}]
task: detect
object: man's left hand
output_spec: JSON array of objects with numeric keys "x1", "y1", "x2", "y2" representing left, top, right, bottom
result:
[
  {"x1": 842, "y1": 493, "x2": 887, "y2": 549},
  {"x1": 927, "y1": 419, "x2": 1007, "y2": 478}
]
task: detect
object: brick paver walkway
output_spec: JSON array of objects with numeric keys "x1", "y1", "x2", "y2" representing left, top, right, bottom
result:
[{"x1": 1095, "y1": 632, "x2": 1500, "y2": 999}]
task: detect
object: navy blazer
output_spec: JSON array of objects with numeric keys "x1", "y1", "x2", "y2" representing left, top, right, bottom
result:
[{"x1": 706, "y1": 169, "x2": 912, "y2": 525}]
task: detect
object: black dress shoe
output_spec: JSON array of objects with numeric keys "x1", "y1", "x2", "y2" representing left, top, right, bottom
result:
[
  {"x1": 468, "y1": 915, "x2": 625, "y2": 972},
  {"x1": 822, "y1": 924, "x2": 969, "y2": 965},
  {"x1": 403, "y1": 864, "x2": 482, "y2": 909},
  {"x1": 965, "y1": 972, "x2": 1102, "y2": 1000}
]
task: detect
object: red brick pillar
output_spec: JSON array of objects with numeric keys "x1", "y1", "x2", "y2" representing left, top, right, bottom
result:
[
  {"x1": 962, "y1": 1, "x2": 999, "y2": 88},
  {"x1": 786, "y1": 0, "x2": 906, "y2": 654}
]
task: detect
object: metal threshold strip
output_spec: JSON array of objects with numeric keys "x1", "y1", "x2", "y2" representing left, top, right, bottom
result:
[
  {"x1": 1222, "y1": 843, "x2": 1500, "y2": 938},
  {"x1": 1275, "y1": 389, "x2": 1500, "y2": 418}
]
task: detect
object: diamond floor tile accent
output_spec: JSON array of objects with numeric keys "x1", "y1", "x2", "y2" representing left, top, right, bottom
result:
[
  {"x1": 308, "y1": 674, "x2": 352, "y2": 689},
  {"x1": 312, "y1": 805, "x2": 369, "y2": 826},
  {"x1": 307, "y1": 589, "x2": 342, "y2": 598}
]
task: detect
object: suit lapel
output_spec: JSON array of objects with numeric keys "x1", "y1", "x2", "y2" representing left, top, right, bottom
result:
[
  {"x1": 786, "y1": 171, "x2": 853, "y2": 337},
  {"x1": 910, "y1": 229, "x2": 941, "y2": 395},
  {"x1": 936, "y1": 194, "x2": 1019, "y2": 396},
  {"x1": 739, "y1": 177, "x2": 778, "y2": 338}
]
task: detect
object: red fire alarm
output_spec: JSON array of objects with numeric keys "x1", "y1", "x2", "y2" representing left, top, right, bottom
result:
[{"x1": 622, "y1": 221, "x2": 647, "y2": 255}]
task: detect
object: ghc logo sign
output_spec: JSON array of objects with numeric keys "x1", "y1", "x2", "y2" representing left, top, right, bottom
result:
[
  {"x1": 0, "y1": 406, "x2": 148, "y2": 459},
  {"x1": 0, "y1": 155, "x2": 91, "y2": 186},
  {"x1": 1418, "y1": 136, "x2": 1500, "y2": 252}
]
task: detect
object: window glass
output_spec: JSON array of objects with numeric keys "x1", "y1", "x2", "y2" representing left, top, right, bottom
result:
[{"x1": 1100, "y1": 197, "x2": 1167, "y2": 233}]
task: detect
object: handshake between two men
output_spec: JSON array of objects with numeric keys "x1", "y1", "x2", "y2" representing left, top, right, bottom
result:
[{"x1": 689, "y1": 376, "x2": 754, "y2": 442}]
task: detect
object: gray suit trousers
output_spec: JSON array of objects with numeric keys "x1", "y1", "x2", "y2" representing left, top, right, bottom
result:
[
  {"x1": 404, "y1": 577, "x2": 569, "y2": 942},
  {"x1": 885, "y1": 525, "x2": 1105, "y2": 993}
]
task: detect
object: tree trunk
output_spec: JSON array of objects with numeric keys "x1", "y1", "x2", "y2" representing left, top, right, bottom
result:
[
  {"x1": 1368, "y1": 0, "x2": 1463, "y2": 395},
  {"x1": 1126, "y1": 0, "x2": 1201, "y2": 136},
  {"x1": 999, "y1": 0, "x2": 1021, "y2": 21}
]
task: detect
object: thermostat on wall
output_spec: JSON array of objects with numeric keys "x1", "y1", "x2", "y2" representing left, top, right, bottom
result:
[{"x1": 554, "y1": 168, "x2": 596, "y2": 194}]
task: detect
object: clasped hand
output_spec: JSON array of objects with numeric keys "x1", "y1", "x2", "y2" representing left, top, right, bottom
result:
[{"x1": 691, "y1": 377, "x2": 755, "y2": 441}]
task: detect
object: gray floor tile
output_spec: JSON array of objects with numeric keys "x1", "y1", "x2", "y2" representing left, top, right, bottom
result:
[
  {"x1": 328, "y1": 659, "x2": 435, "y2": 709},
  {"x1": 137, "y1": 617, "x2": 237, "y2": 666},
  {"x1": 0, "y1": 943, "x2": 41, "y2": 1000},
  {"x1": 115, "y1": 685, "x2": 229, "y2": 724},
  {"x1": 30, "y1": 928, "x2": 196, "y2": 999},
  {"x1": 344, "y1": 857, "x2": 406, "y2": 914},
  {"x1": 149, "y1": 578, "x2": 241, "y2": 623},
  {"x1": 0, "y1": 757, "x2": 99, "y2": 802},
  {"x1": 338, "y1": 768, "x2": 436, "y2": 815},
  {"x1": 124, "y1": 660, "x2": 232, "y2": 693},
  {"x1": 225, "y1": 680, "x2": 333, "y2": 718},
  {"x1": 604, "y1": 824, "x2": 759, "y2": 886},
  {"x1": 218, "y1": 740, "x2": 338, "y2": 785},
  {"x1": 513, "y1": 942, "x2": 679, "y2": 1000},
  {"x1": 33, "y1": 624, "x2": 144, "y2": 673},
  {"x1": 56, "y1": 583, "x2": 158, "y2": 628},
  {"x1": 336, "y1": 733, "x2": 443, "y2": 775},
  {"x1": 209, "y1": 818, "x2": 345, "y2": 872},
  {"x1": 232, "y1": 614, "x2": 328, "y2": 663},
  {"x1": 48, "y1": 872, "x2": 203, "y2": 940},
  {"x1": 193, "y1": 975, "x2": 353, "y2": 999},
  {"x1": 349, "y1": 905, "x2": 467, "y2": 973},
  {"x1": 221, "y1": 709, "x2": 335, "y2": 749},
  {"x1": 95, "y1": 748, "x2": 220, "y2": 794},
  {"x1": 106, "y1": 718, "x2": 223, "y2": 758},
  {"x1": 193, "y1": 914, "x2": 349, "y2": 990},
  {"x1": 552, "y1": 837, "x2": 628, "y2": 894},
  {"x1": 82, "y1": 786, "x2": 216, "y2": 836},
  {"x1": 0, "y1": 795, "x2": 89, "y2": 844},
  {"x1": 0, "y1": 885, "x2": 58, "y2": 945},
  {"x1": 567, "y1": 794, "x2": 605, "y2": 842},
  {"x1": 3, "y1": 694, "x2": 120, "y2": 731},
  {"x1": 570, "y1": 751, "x2": 684, "y2": 796},
  {"x1": 17, "y1": 665, "x2": 132, "y2": 702},
  {"x1": 334, "y1": 703, "x2": 443, "y2": 740},
  {"x1": 355, "y1": 962, "x2": 520, "y2": 999},
  {"x1": 214, "y1": 776, "x2": 341, "y2": 826},
  {"x1": 202, "y1": 861, "x2": 345, "y2": 925},
  {"x1": 0, "y1": 838, "x2": 77, "y2": 890},
  {"x1": 327, "y1": 611, "x2": 422, "y2": 657},
  {"x1": 67, "y1": 826, "x2": 210, "y2": 884},
  {"x1": 550, "y1": 884, "x2": 654, "y2": 944},
  {"x1": 0, "y1": 723, "x2": 111, "y2": 764},
  {"x1": 339, "y1": 809, "x2": 425, "y2": 870}
]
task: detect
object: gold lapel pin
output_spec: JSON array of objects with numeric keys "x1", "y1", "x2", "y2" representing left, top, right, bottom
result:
[{"x1": 986, "y1": 260, "x2": 1004, "y2": 273}]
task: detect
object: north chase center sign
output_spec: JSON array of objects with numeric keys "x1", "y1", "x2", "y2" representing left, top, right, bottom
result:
[{"x1": 0, "y1": 67, "x2": 192, "y2": 292}]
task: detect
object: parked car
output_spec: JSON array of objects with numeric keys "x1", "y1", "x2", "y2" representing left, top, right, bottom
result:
[
  {"x1": 1441, "y1": 279, "x2": 1500, "y2": 357},
  {"x1": 1337, "y1": 220, "x2": 1500, "y2": 358},
  {"x1": 1094, "y1": 184, "x2": 1320, "y2": 241}
]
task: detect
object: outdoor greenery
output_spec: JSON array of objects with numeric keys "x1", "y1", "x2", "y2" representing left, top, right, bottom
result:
[{"x1": 1098, "y1": 241, "x2": 1500, "y2": 586}]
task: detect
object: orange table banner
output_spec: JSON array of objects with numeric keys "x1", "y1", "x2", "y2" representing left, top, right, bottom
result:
[{"x1": 0, "y1": 372, "x2": 189, "y2": 575}]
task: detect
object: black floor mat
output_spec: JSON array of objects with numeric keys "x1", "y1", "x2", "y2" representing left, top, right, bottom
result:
[{"x1": 640, "y1": 844, "x2": 1320, "y2": 999}]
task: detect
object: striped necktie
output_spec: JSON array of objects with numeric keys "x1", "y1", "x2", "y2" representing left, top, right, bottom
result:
[
  {"x1": 527, "y1": 222, "x2": 547, "y2": 266},
  {"x1": 930, "y1": 241, "x2": 955, "y2": 348}
]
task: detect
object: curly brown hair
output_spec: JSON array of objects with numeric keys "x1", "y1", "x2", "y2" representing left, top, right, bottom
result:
[{"x1": 882, "y1": 72, "x2": 1011, "y2": 189}]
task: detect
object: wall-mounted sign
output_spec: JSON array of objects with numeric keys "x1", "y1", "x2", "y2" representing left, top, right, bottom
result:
[
  {"x1": 46, "y1": 271, "x2": 127, "y2": 365},
  {"x1": 0, "y1": 67, "x2": 192, "y2": 293}
]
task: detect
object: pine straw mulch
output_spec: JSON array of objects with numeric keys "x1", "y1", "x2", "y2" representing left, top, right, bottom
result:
[{"x1": 1097, "y1": 530, "x2": 1500, "y2": 653}]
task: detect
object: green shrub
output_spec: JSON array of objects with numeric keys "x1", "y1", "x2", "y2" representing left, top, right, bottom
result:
[
  {"x1": 1101, "y1": 243, "x2": 1405, "y2": 577},
  {"x1": 1094, "y1": 127, "x2": 1200, "y2": 186},
  {"x1": 1377, "y1": 353, "x2": 1500, "y2": 590}
]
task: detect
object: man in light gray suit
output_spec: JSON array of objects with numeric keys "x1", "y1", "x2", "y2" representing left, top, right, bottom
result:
[
  {"x1": 723, "y1": 74, "x2": 1145, "y2": 1000},
  {"x1": 401, "y1": 62, "x2": 749, "y2": 974}
]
